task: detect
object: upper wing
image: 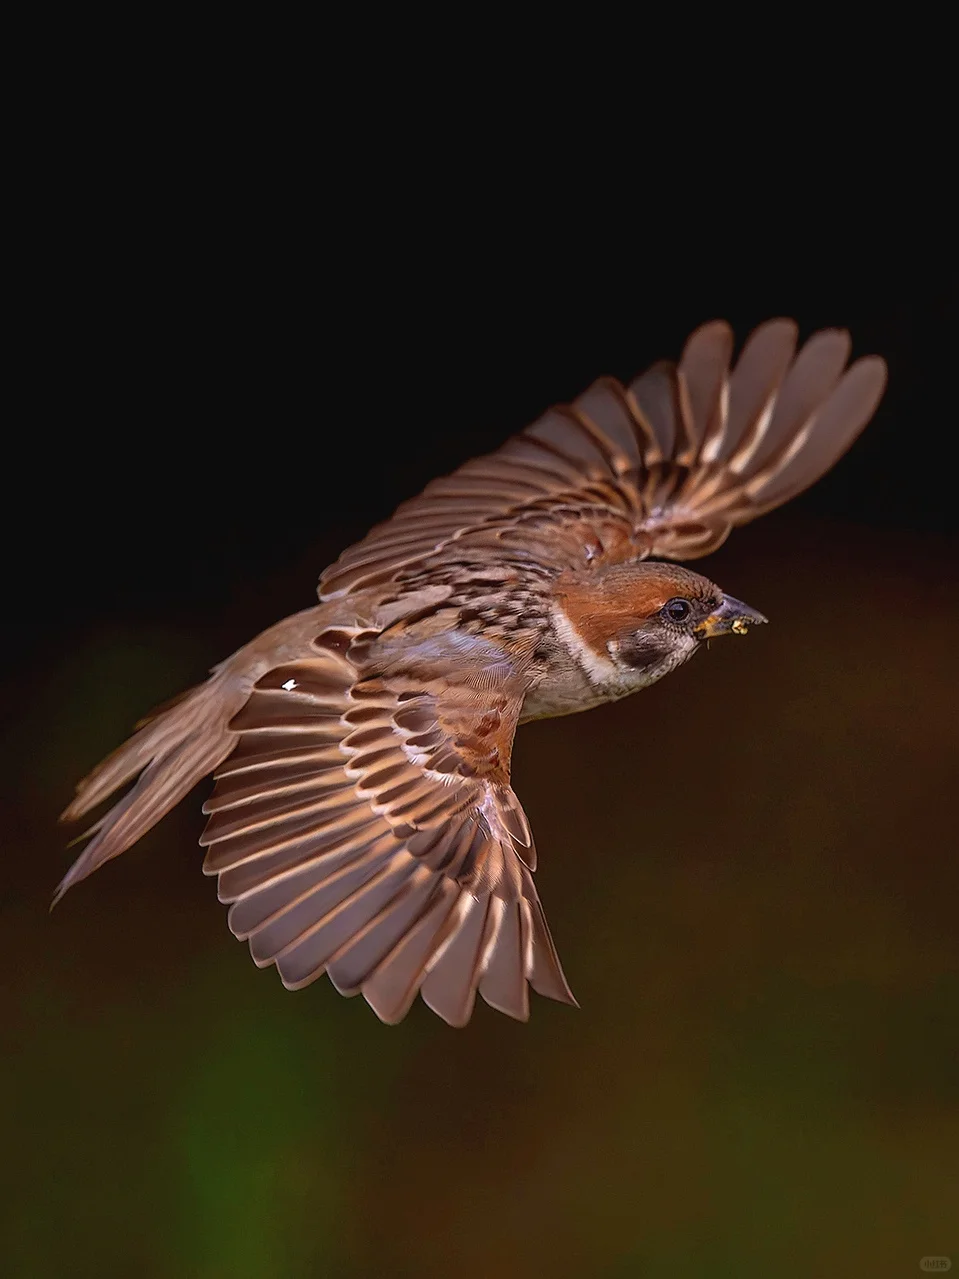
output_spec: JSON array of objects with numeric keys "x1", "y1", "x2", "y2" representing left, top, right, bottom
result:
[
  {"x1": 320, "y1": 319, "x2": 887, "y2": 597},
  {"x1": 200, "y1": 629, "x2": 575, "y2": 1026}
]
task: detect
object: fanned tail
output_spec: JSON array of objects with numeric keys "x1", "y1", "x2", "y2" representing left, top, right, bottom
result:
[
  {"x1": 56, "y1": 606, "x2": 329, "y2": 906},
  {"x1": 55, "y1": 677, "x2": 242, "y2": 905}
]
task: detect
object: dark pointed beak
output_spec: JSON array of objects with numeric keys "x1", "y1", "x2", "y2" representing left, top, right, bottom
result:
[{"x1": 694, "y1": 594, "x2": 768, "y2": 639}]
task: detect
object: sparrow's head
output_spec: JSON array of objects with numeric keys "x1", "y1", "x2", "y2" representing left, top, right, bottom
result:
[{"x1": 556, "y1": 560, "x2": 767, "y2": 692}]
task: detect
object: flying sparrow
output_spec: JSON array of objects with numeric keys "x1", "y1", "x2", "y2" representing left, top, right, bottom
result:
[{"x1": 58, "y1": 320, "x2": 887, "y2": 1026}]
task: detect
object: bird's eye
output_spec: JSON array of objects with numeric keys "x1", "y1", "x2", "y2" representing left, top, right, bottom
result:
[{"x1": 662, "y1": 598, "x2": 692, "y2": 623}]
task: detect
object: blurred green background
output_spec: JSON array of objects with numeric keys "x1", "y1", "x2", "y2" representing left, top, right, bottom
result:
[{"x1": 2, "y1": 513, "x2": 956, "y2": 1278}]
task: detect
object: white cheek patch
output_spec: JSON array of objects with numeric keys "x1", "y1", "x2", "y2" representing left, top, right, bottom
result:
[{"x1": 551, "y1": 605, "x2": 620, "y2": 684}]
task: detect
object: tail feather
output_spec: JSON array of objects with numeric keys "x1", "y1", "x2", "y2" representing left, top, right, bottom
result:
[
  {"x1": 57, "y1": 606, "x2": 333, "y2": 906},
  {"x1": 55, "y1": 679, "x2": 242, "y2": 905}
]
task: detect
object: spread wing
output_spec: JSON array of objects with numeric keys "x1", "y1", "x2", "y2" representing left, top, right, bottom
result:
[
  {"x1": 320, "y1": 319, "x2": 887, "y2": 597},
  {"x1": 200, "y1": 630, "x2": 575, "y2": 1026}
]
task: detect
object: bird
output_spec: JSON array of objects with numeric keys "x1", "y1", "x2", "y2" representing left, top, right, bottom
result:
[{"x1": 57, "y1": 319, "x2": 887, "y2": 1026}]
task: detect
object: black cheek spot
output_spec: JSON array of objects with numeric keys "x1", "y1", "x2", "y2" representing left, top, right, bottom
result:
[{"x1": 618, "y1": 630, "x2": 670, "y2": 672}]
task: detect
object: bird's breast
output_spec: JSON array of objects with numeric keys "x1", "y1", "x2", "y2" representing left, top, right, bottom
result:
[{"x1": 520, "y1": 662, "x2": 614, "y2": 722}]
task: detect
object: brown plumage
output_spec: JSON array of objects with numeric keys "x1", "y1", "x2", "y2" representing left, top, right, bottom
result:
[{"x1": 58, "y1": 319, "x2": 887, "y2": 1025}]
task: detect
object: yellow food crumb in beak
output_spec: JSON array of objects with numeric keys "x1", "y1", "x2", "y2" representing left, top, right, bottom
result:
[{"x1": 731, "y1": 618, "x2": 749, "y2": 635}]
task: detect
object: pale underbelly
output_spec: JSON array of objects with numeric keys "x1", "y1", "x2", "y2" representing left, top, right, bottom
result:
[{"x1": 520, "y1": 665, "x2": 633, "y2": 722}]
